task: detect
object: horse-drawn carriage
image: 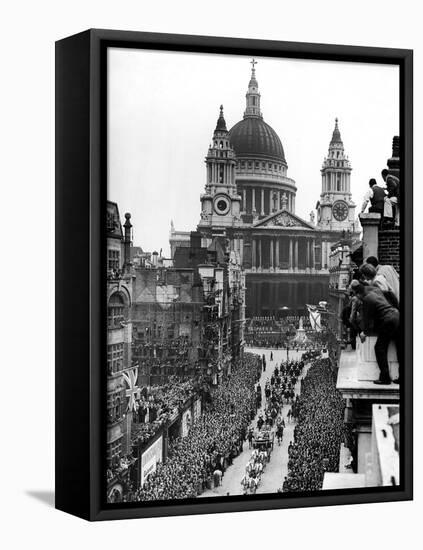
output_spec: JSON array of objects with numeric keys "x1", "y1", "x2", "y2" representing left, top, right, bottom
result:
[{"x1": 252, "y1": 428, "x2": 274, "y2": 454}]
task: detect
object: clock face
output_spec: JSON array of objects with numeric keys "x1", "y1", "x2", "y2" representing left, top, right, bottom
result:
[
  {"x1": 332, "y1": 200, "x2": 348, "y2": 221},
  {"x1": 214, "y1": 195, "x2": 230, "y2": 215}
]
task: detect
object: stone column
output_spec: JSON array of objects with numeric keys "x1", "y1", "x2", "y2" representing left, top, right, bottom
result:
[
  {"x1": 243, "y1": 189, "x2": 246, "y2": 212},
  {"x1": 294, "y1": 240, "x2": 298, "y2": 269},
  {"x1": 275, "y1": 238, "x2": 280, "y2": 269},
  {"x1": 306, "y1": 240, "x2": 310, "y2": 269},
  {"x1": 277, "y1": 191, "x2": 281, "y2": 211},
  {"x1": 252, "y1": 188, "x2": 256, "y2": 213},
  {"x1": 261, "y1": 189, "x2": 264, "y2": 215},
  {"x1": 270, "y1": 239, "x2": 274, "y2": 269},
  {"x1": 289, "y1": 238, "x2": 293, "y2": 269},
  {"x1": 359, "y1": 213, "x2": 381, "y2": 258},
  {"x1": 252, "y1": 238, "x2": 257, "y2": 268},
  {"x1": 311, "y1": 239, "x2": 316, "y2": 269},
  {"x1": 258, "y1": 238, "x2": 262, "y2": 269}
]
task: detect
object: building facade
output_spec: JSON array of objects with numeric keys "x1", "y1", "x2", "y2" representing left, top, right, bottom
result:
[
  {"x1": 106, "y1": 202, "x2": 138, "y2": 502},
  {"x1": 171, "y1": 62, "x2": 359, "y2": 317}
]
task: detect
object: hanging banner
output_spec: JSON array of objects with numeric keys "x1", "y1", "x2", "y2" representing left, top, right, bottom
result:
[
  {"x1": 193, "y1": 398, "x2": 202, "y2": 420},
  {"x1": 181, "y1": 409, "x2": 192, "y2": 438},
  {"x1": 140, "y1": 436, "x2": 163, "y2": 487}
]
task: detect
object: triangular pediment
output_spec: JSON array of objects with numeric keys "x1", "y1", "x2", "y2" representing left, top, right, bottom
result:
[{"x1": 253, "y1": 209, "x2": 316, "y2": 230}]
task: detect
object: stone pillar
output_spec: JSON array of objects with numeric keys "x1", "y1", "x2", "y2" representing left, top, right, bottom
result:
[
  {"x1": 294, "y1": 240, "x2": 298, "y2": 269},
  {"x1": 359, "y1": 213, "x2": 381, "y2": 259},
  {"x1": 123, "y1": 213, "x2": 132, "y2": 270},
  {"x1": 275, "y1": 239, "x2": 280, "y2": 269},
  {"x1": 306, "y1": 240, "x2": 310, "y2": 269},
  {"x1": 261, "y1": 189, "x2": 264, "y2": 215},
  {"x1": 258, "y1": 239, "x2": 262, "y2": 269},
  {"x1": 252, "y1": 238, "x2": 256, "y2": 268},
  {"x1": 311, "y1": 239, "x2": 316, "y2": 269},
  {"x1": 243, "y1": 189, "x2": 246, "y2": 212},
  {"x1": 289, "y1": 239, "x2": 293, "y2": 269},
  {"x1": 277, "y1": 191, "x2": 281, "y2": 211},
  {"x1": 270, "y1": 239, "x2": 274, "y2": 269},
  {"x1": 252, "y1": 188, "x2": 256, "y2": 213}
]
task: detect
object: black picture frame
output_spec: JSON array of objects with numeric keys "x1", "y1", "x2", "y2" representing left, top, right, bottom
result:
[{"x1": 55, "y1": 29, "x2": 413, "y2": 521}]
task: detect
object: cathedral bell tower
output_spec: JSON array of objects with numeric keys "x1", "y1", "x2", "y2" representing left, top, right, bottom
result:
[
  {"x1": 316, "y1": 118, "x2": 356, "y2": 232},
  {"x1": 199, "y1": 106, "x2": 242, "y2": 228}
]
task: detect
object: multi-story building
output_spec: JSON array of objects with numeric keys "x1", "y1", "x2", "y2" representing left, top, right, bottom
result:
[
  {"x1": 171, "y1": 62, "x2": 359, "y2": 317},
  {"x1": 106, "y1": 202, "x2": 137, "y2": 502},
  {"x1": 130, "y1": 264, "x2": 204, "y2": 385}
]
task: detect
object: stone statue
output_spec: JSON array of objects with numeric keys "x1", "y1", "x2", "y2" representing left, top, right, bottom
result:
[
  {"x1": 310, "y1": 211, "x2": 315, "y2": 223},
  {"x1": 281, "y1": 193, "x2": 288, "y2": 210}
]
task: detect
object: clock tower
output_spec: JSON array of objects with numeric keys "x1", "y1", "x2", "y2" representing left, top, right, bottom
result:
[
  {"x1": 198, "y1": 106, "x2": 242, "y2": 229},
  {"x1": 316, "y1": 118, "x2": 356, "y2": 232}
]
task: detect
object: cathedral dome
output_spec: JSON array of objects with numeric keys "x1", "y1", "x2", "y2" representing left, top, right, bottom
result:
[{"x1": 229, "y1": 117, "x2": 287, "y2": 165}]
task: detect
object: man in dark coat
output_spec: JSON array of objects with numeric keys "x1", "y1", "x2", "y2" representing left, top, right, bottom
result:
[{"x1": 354, "y1": 283, "x2": 400, "y2": 384}]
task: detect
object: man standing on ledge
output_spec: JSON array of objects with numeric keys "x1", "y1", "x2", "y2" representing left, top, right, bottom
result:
[{"x1": 353, "y1": 282, "x2": 400, "y2": 385}]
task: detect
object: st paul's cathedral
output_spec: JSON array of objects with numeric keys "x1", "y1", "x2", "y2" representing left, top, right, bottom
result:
[{"x1": 170, "y1": 61, "x2": 359, "y2": 317}]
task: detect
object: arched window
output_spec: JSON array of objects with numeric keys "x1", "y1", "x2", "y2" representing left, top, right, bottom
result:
[
  {"x1": 108, "y1": 293, "x2": 125, "y2": 329},
  {"x1": 219, "y1": 141, "x2": 223, "y2": 149}
]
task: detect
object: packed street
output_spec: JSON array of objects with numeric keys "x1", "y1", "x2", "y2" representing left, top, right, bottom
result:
[{"x1": 200, "y1": 348, "x2": 309, "y2": 497}]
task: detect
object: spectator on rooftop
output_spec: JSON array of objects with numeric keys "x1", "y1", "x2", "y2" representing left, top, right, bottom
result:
[
  {"x1": 366, "y1": 256, "x2": 399, "y2": 302},
  {"x1": 361, "y1": 178, "x2": 386, "y2": 217},
  {"x1": 352, "y1": 283, "x2": 400, "y2": 385}
]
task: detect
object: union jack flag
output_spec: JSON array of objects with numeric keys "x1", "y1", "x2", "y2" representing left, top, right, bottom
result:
[{"x1": 122, "y1": 367, "x2": 140, "y2": 412}]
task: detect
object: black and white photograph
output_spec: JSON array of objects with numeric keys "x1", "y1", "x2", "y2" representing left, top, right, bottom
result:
[{"x1": 105, "y1": 47, "x2": 403, "y2": 505}]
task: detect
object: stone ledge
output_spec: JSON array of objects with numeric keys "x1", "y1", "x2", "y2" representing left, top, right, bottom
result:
[
  {"x1": 337, "y1": 348, "x2": 400, "y2": 400},
  {"x1": 322, "y1": 472, "x2": 366, "y2": 490}
]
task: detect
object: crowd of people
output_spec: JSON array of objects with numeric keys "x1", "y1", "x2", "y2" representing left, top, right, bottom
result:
[
  {"x1": 245, "y1": 315, "x2": 330, "y2": 350},
  {"x1": 130, "y1": 378, "x2": 197, "y2": 446},
  {"x1": 344, "y1": 255, "x2": 400, "y2": 385},
  {"x1": 282, "y1": 357, "x2": 347, "y2": 492},
  {"x1": 130, "y1": 353, "x2": 262, "y2": 501}
]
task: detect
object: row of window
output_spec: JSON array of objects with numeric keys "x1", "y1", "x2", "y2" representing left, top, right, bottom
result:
[
  {"x1": 326, "y1": 160, "x2": 347, "y2": 167},
  {"x1": 108, "y1": 249, "x2": 120, "y2": 271},
  {"x1": 107, "y1": 439, "x2": 122, "y2": 467},
  {"x1": 107, "y1": 343, "x2": 124, "y2": 374},
  {"x1": 238, "y1": 161, "x2": 283, "y2": 172}
]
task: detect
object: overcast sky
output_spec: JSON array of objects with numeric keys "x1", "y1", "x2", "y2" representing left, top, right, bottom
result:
[{"x1": 108, "y1": 48, "x2": 399, "y2": 255}]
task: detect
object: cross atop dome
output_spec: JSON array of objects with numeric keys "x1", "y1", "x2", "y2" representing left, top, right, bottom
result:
[{"x1": 245, "y1": 59, "x2": 262, "y2": 118}]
